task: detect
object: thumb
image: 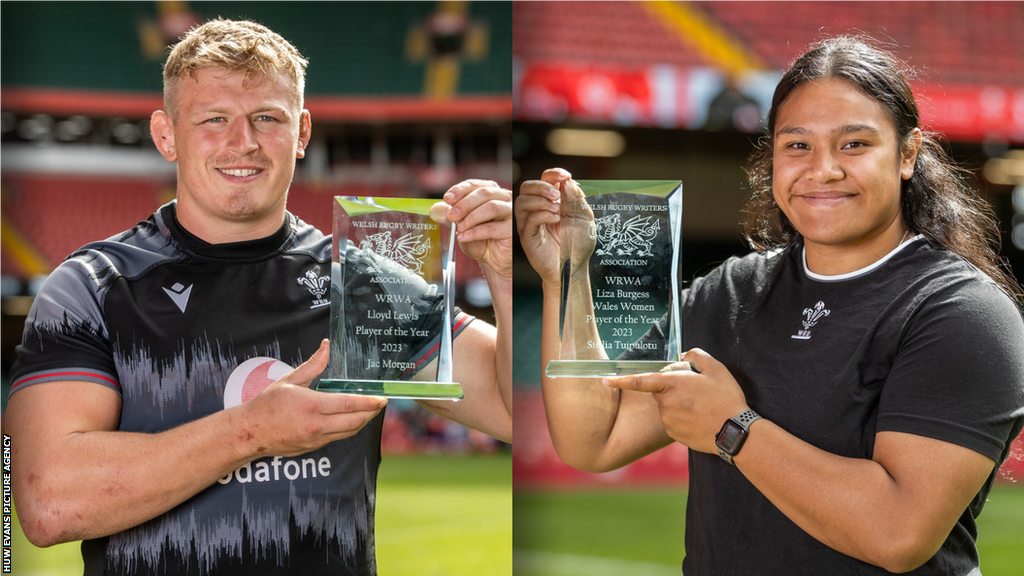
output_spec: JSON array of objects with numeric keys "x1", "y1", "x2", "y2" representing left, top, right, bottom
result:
[
  {"x1": 430, "y1": 200, "x2": 453, "y2": 226},
  {"x1": 283, "y1": 339, "x2": 331, "y2": 388}
]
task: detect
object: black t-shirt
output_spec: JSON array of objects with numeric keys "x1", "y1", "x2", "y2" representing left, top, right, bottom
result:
[
  {"x1": 629, "y1": 238, "x2": 1024, "y2": 575},
  {"x1": 10, "y1": 202, "x2": 473, "y2": 576}
]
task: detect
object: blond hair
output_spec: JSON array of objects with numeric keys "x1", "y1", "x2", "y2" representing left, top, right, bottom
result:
[{"x1": 163, "y1": 18, "x2": 308, "y2": 117}]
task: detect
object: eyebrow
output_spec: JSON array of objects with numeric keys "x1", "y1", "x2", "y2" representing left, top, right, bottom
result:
[
  {"x1": 194, "y1": 105, "x2": 292, "y2": 118},
  {"x1": 775, "y1": 124, "x2": 882, "y2": 138}
]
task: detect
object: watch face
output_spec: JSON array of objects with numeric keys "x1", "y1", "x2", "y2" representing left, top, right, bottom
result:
[{"x1": 717, "y1": 421, "x2": 745, "y2": 452}]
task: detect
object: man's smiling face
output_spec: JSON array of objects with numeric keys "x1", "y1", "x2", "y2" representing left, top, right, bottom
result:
[{"x1": 155, "y1": 66, "x2": 311, "y2": 241}]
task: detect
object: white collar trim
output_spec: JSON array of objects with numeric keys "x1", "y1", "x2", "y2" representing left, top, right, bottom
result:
[{"x1": 803, "y1": 235, "x2": 924, "y2": 282}]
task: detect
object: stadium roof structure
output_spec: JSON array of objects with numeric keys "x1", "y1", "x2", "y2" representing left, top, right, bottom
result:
[
  {"x1": 1, "y1": 1, "x2": 512, "y2": 122},
  {"x1": 513, "y1": 1, "x2": 1024, "y2": 143}
]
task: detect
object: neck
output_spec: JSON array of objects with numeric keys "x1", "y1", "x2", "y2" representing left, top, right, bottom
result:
[
  {"x1": 175, "y1": 200, "x2": 287, "y2": 244},
  {"x1": 803, "y1": 222, "x2": 910, "y2": 276}
]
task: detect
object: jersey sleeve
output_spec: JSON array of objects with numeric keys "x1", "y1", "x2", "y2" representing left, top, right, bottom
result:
[
  {"x1": 9, "y1": 258, "x2": 121, "y2": 398},
  {"x1": 876, "y1": 279, "x2": 1024, "y2": 463}
]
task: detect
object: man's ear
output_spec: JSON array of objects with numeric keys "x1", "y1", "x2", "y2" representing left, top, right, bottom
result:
[
  {"x1": 296, "y1": 110, "x2": 312, "y2": 159},
  {"x1": 150, "y1": 110, "x2": 177, "y2": 162}
]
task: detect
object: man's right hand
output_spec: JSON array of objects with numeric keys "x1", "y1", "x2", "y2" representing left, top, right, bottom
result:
[
  {"x1": 239, "y1": 339, "x2": 387, "y2": 458},
  {"x1": 515, "y1": 168, "x2": 596, "y2": 287}
]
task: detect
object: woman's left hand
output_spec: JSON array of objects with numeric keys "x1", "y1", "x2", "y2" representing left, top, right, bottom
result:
[{"x1": 602, "y1": 348, "x2": 749, "y2": 453}]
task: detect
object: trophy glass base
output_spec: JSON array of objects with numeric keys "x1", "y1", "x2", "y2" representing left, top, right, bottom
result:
[
  {"x1": 545, "y1": 360, "x2": 683, "y2": 378},
  {"x1": 317, "y1": 379, "x2": 464, "y2": 401}
]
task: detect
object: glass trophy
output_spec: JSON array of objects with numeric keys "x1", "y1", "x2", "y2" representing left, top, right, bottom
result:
[
  {"x1": 545, "y1": 180, "x2": 683, "y2": 378},
  {"x1": 317, "y1": 196, "x2": 463, "y2": 400}
]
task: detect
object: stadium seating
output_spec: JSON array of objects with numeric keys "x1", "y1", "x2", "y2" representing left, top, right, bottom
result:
[
  {"x1": 513, "y1": 1, "x2": 708, "y2": 67},
  {"x1": 513, "y1": 1, "x2": 1024, "y2": 85},
  {"x1": 698, "y1": 1, "x2": 1024, "y2": 83},
  {"x1": 1, "y1": 175, "x2": 165, "y2": 273}
]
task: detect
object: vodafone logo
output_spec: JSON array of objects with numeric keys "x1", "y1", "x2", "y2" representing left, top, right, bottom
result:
[
  {"x1": 223, "y1": 357, "x2": 293, "y2": 410},
  {"x1": 218, "y1": 356, "x2": 336, "y2": 487}
]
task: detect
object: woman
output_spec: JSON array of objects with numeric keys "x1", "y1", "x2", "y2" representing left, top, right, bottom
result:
[{"x1": 515, "y1": 36, "x2": 1024, "y2": 575}]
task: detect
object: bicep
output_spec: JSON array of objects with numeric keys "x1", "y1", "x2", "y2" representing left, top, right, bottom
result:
[
  {"x1": 594, "y1": 388, "x2": 674, "y2": 471},
  {"x1": 8, "y1": 381, "x2": 122, "y2": 463},
  {"x1": 873, "y1": 431, "x2": 994, "y2": 553}
]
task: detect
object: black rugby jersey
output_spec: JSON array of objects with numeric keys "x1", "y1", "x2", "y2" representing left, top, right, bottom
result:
[
  {"x1": 11, "y1": 201, "x2": 473, "y2": 576},
  {"x1": 625, "y1": 239, "x2": 1024, "y2": 575}
]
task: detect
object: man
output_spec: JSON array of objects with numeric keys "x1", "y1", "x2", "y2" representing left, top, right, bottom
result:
[{"x1": 7, "y1": 18, "x2": 511, "y2": 575}]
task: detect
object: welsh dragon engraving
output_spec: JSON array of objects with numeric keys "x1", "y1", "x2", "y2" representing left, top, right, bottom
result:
[
  {"x1": 594, "y1": 214, "x2": 660, "y2": 257},
  {"x1": 359, "y1": 231, "x2": 432, "y2": 276}
]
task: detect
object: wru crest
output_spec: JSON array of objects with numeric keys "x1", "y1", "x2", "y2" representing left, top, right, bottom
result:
[{"x1": 298, "y1": 269, "x2": 330, "y2": 299}]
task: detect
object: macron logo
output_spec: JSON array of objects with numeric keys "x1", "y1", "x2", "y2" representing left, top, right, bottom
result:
[{"x1": 162, "y1": 282, "x2": 193, "y2": 313}]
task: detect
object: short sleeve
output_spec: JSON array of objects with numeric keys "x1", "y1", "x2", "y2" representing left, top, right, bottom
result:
[
  {"x1": 9, "y1": 259, "x2": 121, "y2": 397},
  {"x1": 876, "y1": 280, "x2": 1024, "y2": 462}
]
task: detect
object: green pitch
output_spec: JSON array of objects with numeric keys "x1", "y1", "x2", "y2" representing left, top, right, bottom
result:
[
  {"x1": 513, "y1": 485, "x2": 1024, "y2": 576},
  {"x1": 8, "y1": 452, "x2": 512, "y2": 576},
  {"x1": 375, "y1": 453, "x2": 512, "y2": 576},
  {"x1": 513, "y1": 488, "x2": 685, "y2": 575}
]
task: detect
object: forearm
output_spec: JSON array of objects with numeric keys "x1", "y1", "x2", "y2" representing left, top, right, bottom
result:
[
  {"x1": 558, "y1": 270, "x2": 606, "y2": 361},
  {"x1": 735, "y1": 421, "x2": 989, "y2": 572},
  {"x1": 540, "y1": 280, "x2": 665, "y2": 472},
  {"x1": 482, "y1": 265, "x2": 513, "y2": 418},
  {"x1": 13, "y1": 342, "x2": 382, "y2": 547},
  {"x1": 15, "y1": 406, "x2": 255, "y2": 545},
  {"x1": 417, "y1": 266, "x2": 512, "y2": 442}
]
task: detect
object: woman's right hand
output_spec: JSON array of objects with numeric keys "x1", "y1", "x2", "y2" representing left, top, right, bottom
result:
[{"x1": 515, "y1": 168, "x2": 596, "y2": 286}]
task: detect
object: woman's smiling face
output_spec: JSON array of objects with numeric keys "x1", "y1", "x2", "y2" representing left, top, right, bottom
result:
[{"x1": 772, "y1": 77, "x2": 920, "y2": 272}]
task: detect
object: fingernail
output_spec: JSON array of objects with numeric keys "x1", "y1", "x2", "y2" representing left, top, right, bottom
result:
[{"x1": 449, "y1": 208, "x2": 461, "y2": 220}]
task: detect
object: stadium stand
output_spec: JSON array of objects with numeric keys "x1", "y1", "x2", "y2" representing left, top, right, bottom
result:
[
  {"x1": 515, "y1": 1, "x2": 1024, "y2": 140},
  {"x1": 513, "y1": 1, "x2": 708, "y2": 68},
  {"x1": 699, "y1": 1, "x2": 1024, "y2": 84},
  {"x1": 514, "y1": 1, "x2": 1024, "y2": 85},
  {"x1": 1, "y1": 175, "x2": 166, "y2": 275}
]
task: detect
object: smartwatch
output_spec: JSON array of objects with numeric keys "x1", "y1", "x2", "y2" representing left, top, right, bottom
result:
[{"x1": 714, "y1": 409, "x2": 761, "y2": 465}]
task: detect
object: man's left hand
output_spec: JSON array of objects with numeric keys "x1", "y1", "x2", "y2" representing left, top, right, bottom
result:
[{"x1": 431, "y1": 179, "x2": 512, "y2": 281}]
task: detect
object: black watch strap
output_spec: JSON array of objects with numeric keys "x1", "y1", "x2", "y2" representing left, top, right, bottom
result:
[
  {"x1": 715, "y1": 409, "x2": 761, "y2": 465},
  {"x1": 733, "y1": 409, "x2": 761, "y2": 428}
]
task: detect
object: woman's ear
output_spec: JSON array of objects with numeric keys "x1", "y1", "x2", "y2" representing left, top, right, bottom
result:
[{"x1": 900, "y1": 128, "x2": 923, "y2": 181}]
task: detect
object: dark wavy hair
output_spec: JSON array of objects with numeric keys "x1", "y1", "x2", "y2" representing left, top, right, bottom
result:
[{"x1": 744, "y1": 35, "x2": 1022, "y2": 305}]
